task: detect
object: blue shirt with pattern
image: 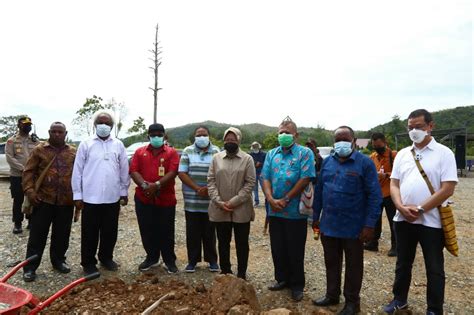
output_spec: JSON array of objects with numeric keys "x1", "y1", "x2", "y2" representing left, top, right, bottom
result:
[
  {"x1": 178, "y1": 143, "x2": 220, "y2": 213},
  {"x1": 262, "y1": 144, "x2": 315, "y2": 220},
  {"x1": 313, "y1": 150, "x2": 382, "y2": 239}
]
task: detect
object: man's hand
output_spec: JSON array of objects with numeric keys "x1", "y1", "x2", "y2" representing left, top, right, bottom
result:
[
  {"x1": 268, "y1": 198, "x2": 282, "y2": 212},
  {"x1": 255, "y1": 162, "x2": 262, "y2": 168},
  {"x1": 27, "y1": 191, "x2": 42, "y2": 207},
  {"x1": 399, "y1": 205, "x2": 420, "y2": 222},
  {"x1": 312, "y1": 220, "x2": 320, "y2": 230},
  {"x1": 359, "y1": 227, "x2": 375, "y2": 243},
  {"x1": 196, "y1": 186, "x2": 209, "y2": 197},
  {"x1": 143, "y1": 182, "x2": 159, "y2": 198},
  {"x1": 74, "y1": 207, "x2": 81, "y2": 222},
  {"x1": 74, "y1": 200, "x2": 84, "y2": 211},
  {"x1": 120, "y1": 196, "x2": 128, "y2": 206}
]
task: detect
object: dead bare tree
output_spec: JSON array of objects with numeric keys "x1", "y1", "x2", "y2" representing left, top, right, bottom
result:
[{"x1": 149, "y1": 23, "x2": 162, "y2": 124}]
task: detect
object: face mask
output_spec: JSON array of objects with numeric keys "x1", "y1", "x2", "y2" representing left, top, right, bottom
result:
[
  {"x1": 334, "y1": 141, "x2": 353, "y2": 157},
  {"x1": 278, "y1": 133, "x2": 294, "y2": 148},
  {"x1": 96, "y1": 124, "x2": 111, "y2": 138},
  {"x1": 409, "y1": 129, "x2": 428, "y2": 144},
  {"x1": 224, "y1": 142, "x2": 239, "y2": 154},
  {"x1": 195, "y1": 136, "x2": 210, "y2": 148},
  {"x1": 150, "y1": 136, "x2": 164, "y2": 148},
  {"x1": 251, "y1": 148, "x2": 259, "y2": 154},
  {"x1": 374, "y1": 146, "x2": 386, "y2": 154},
  {"x1": 21, "y1": 125, "x2": 32, "y2": 133}
]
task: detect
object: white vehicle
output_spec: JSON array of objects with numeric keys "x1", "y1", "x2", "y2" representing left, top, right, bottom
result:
[
  {"x1": 317, "y1": 146, "x2": 333, "y2": 159},
  {"x1": 0, "y1": 142, "x2": 10, "y2": 176},
  {"x1": 126, "y1": 142, "x2": 148, "y2": 162}
]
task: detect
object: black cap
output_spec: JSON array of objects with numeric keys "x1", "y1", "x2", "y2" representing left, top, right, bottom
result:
[{"x1": 148, "y1": 123, "x2": 165, "y2": 133}]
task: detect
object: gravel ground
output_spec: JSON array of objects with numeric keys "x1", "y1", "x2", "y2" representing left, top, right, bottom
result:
[{"x1": 0, "y1": 174, "x2": 473, "y2": 314}]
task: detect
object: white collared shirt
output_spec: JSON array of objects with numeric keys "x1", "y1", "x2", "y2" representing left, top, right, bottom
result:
[
  {"x1": 391, "y1": 138, "x2": 458, "y2": 228},
  {"x1": 72, "y1": 135, "x2": 130, "y2": 204}
]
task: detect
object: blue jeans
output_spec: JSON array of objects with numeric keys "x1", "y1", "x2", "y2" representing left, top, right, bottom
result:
[
  {"x1": 253, "y1": 173, "x2": 270, "y2": 213},
  {"x1": 393, "y1": 221, "x2": 445, "y2": 315}
]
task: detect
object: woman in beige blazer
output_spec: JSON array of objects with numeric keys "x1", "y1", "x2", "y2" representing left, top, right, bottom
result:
[{"x1": 207, "y1": 127, "x2": 256, "y2": 280}]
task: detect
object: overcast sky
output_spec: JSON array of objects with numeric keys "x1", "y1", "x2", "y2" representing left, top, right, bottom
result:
[{"x1": 0, "y1": 0, "x2": 472, "y2": 140}]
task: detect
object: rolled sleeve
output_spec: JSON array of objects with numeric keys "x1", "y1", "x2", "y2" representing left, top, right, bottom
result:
[{"x1": 178, "y1": 151, "x2": 190, "y2": 173}]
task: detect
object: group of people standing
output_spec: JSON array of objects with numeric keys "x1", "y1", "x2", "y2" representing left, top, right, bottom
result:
[{"x1": 5, "y1": 108, "x2": 457, "y2": 315}]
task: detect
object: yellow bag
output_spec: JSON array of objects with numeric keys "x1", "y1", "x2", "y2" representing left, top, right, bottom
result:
[{"x1": 439, "y1": 204, "x2": 458, "y2": 257}]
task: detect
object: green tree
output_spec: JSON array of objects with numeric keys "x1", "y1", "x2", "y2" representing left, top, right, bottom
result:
[
  {"x1": 105, "y1": 98, "x2": 128, "y2": 138},
  {"x1": 128, "y1": 116, "x2": 147, "y2": 135},
  {"x1": 72, "y1": 95, "x2": 107, "y2": 136},
  {"x1": 262, "y1": 132, "x2": 278, "y2": 150},
  {"x1": 0, "y1": 115, "x2": 24, "y2": 140}
]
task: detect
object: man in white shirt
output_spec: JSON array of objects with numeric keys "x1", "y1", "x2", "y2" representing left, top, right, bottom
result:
[
  {"x1": 383, "y1": 109, "x2": 458, "y2": 315},
  {"x1": 72, "y1": 111, "x2": 130, "y2": 276}
]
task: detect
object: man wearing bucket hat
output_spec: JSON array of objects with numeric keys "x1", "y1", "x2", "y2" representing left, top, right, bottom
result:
[{"x1": 5, "y1": 116, "x2": 40, "y2": 234}]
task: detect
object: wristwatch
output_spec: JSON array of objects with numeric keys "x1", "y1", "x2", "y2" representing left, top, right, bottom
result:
[
  {"x1": 416, "y1": 205, "x2": 425, "y2": 215},
  {"x1": 155, "y1": 180, "x2": 161, "y2": 190},
  {"x1": 140, "y1": 182, "x2": 149, "y2": 189},
  {"x1": 284, "y1": 195, "x2": 290, "y2": 203}
]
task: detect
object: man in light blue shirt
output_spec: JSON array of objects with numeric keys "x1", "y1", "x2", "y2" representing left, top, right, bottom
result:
[
  {"x1": 262, "y1": 117, "x2": 315, "y2": 302},
  {"x1": 72, "y1": 111, "x2": 130, "y2": 276}
]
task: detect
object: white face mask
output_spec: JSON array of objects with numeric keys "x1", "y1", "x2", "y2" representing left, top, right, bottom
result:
[
  {"x1": 409, "y1": 129, "x2": 428, "y2": 144},
  {"x1": 96, "y1": 124, "x2": 112, "y2": 138}
]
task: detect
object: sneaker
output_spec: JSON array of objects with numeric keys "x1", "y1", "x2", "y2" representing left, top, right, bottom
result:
[
  {"x1": 387, "y1": 247, "x2": 397, "y2": 257},
  {"x1": 383, "y1": 299, "x2": 408, "y2": 314},
  {"x1": 209, "y1": 262, "x2": 220, "y2": 272},
  {"x1": 139, "y1": 259, "x2": 160, "y2": 271},
  {"x1": 165, "y1": 263, "x2": 179, "y2": 274},
  {"x1": 185, "y1": 263, "x2": 196, "y2": 273},
  {"x1": 23, "y1": 270, "x2": 36, "y2": 282},
  {"x1": 13, "y1": 223, "x2": 22, "y2": 234},
  {"x1": 100, "y1": 260, "x2": 119, "y2": 271},
  {"x1": 83, "y1": 265, "x2": 99, "y2": 276},
  {"x1": 254, "y1": 202, "x2": 259, "y2": 207}
]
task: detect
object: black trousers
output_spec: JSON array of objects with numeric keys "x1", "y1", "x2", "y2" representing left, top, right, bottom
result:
[
  {"x1": 24, "y1": 202, "x2": 74, "y2": 272},
  {"x1": 373, "y1": 196, "x2": 396, "y2": 247},
  {"x1": 214, "y1": 221, "x2": 250, "y2": 277},
  {"x1": 135, "y1": 197, "x2": 177, "y2": 265},
  {"x1": 321, "y1": 234, "x2": 364, "y2": 304},
  {"x1": 185, "y1": 211, "x2": 217, "y2": 265},
  {"x1": 10, "y1": 176, "x2": 25, "y2": 224},
  {"x1": 269, "y1": 216, "x2": 307, "y2": 291},
  {"x1": 81, "y1": 202, "x2": 120, "y2": 267},
  {"x1": 393, "y1": 221, "x2": 445, "y2": 315}
]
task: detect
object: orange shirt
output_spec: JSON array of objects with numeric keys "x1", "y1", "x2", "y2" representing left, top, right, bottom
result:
[{"x1": 369, "y1": 148, "x2": 397, "y2": 198}]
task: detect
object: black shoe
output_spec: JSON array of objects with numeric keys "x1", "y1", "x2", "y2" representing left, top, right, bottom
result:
[
  {"x1": 312, "y1": 296, "x2": 340, "y2": 306},
  {"x1": 338, "y1": 302, "x2": 360, "y2": 315},
  {"x1": 23, "y1": 270, "x2": 36, "y2": 282},
  {"x1": 13, "y1": 223, "x2": 22, "y2": 234},
  {"x1": 139, "y1": 259, "x2": 160, "y2": 271},
  {"x1": 237, "y1": 272, "x2": 247, "y2": 281},
  {"x1": 83, "y1": 265, "x2": 99, "y2": 276},
  {"x1": 53, "y1": 262, "x2": 71, "y2": 274},
  {"x1": 291, "y1": 290, "x2": 304, "y2": 302},
  {"x1": 387, "y1": 247, "x2": 397, "y2": 257},
  {"x1": 220, "y1": 269, "x2": 233, "y2": 275},
  {"x1": 268, "y1": 281, "x2": 288, "y2": 291},
  {"x1": 165, "y1": 263, "x2": 178, "y2": 274},
  {"x1": 364, "y1": 241, "x2": 379, "y2": 252},
  {"x1": 100, "y1": 260, "x2": 118, "y2": 271}
]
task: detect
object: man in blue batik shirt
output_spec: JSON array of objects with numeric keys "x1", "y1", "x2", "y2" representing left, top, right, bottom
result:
[
  {"x1": 262, "y1": 118, "x2": 315, "y2": 302},
  {"x1": 312, "y1": 126, "x2": 382, "y2": 315}
]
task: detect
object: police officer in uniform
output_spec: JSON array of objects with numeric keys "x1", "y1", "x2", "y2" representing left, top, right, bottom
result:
[{"x1": 5, "y1": 116, "x2": 40, "y2": 234}]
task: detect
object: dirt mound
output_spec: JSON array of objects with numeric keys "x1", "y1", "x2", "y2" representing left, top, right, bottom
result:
[{"x1": 44, "y1": 274, "x2": 262, "y2": 314}]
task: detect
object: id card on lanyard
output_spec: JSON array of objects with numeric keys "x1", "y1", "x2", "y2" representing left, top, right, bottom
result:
[{"x1": 158, "y1": 158, "x2": 165, "y2": 176}]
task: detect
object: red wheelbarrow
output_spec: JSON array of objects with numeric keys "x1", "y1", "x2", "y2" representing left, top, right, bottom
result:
[{"x1": 0, "y1": 255, "x2": 100, "y2": 314}]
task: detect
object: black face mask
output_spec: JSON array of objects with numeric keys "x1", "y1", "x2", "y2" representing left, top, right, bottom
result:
[
  {"x1": 374, "y1": 146, "x2": 386, "y2": 154},
  {"x1": 21, "y1": 125, "x2": 32, "y2": 134},
  {"x1": 224, "y1": 142, "x2": 239, "y2": 154}
]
